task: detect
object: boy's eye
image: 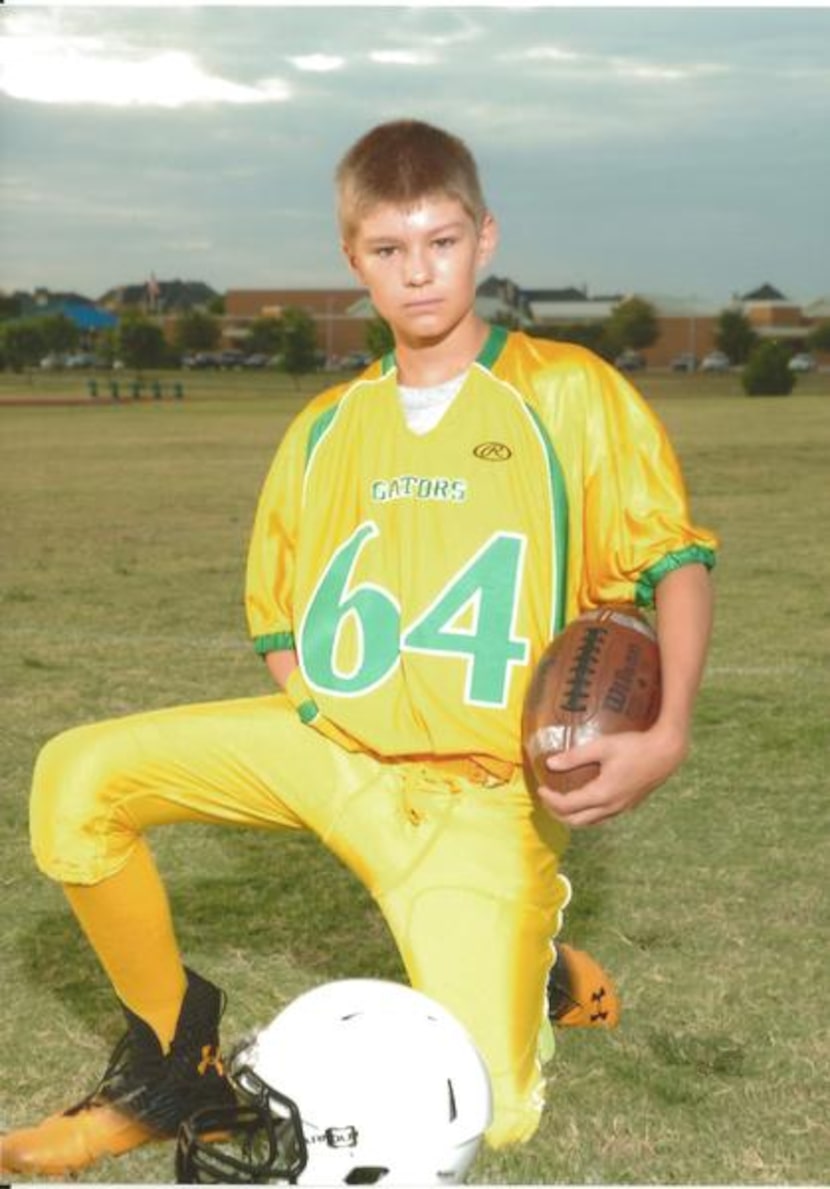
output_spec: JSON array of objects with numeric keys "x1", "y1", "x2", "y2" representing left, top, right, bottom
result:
[
  {"x1": 374, "y1": 245, "x2": 398, "y2": 258},
  {"x1": 433, "y1": 236, "x2": 457, "y2": 249}
]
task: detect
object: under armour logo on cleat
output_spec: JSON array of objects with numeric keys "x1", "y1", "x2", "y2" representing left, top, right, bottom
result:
[
  {"x1": 197, "y1": 1045, "x2": 225, "y2": 1077},
  {"x1": 589, "y1": 987, "x2": 610, "y2": 1023}
]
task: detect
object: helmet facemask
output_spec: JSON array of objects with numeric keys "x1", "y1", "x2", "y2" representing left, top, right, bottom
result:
[{"x1": 176, "y1": 1073, "x2": 307, "y2": 1184}]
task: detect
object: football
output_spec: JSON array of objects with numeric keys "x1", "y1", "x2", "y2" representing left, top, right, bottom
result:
[{"x1": 522, "y1": 604, "x2": 662, "y2": 793}]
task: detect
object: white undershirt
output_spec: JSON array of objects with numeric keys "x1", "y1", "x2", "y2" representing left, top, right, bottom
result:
[{"x1": 397, "y1": 371, "x2": 468, "y2": 435}]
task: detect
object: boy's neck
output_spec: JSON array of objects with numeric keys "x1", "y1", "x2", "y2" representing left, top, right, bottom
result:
[{"x1": 394, "y1": 314, "x2": 491, "y2": 388}]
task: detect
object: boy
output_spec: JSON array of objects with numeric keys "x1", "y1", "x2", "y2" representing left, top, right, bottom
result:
[{"x1": 1, "y1": 120, "x2": 716, "y2": 1176}]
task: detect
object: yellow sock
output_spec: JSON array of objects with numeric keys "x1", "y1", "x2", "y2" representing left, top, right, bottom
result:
[{"x1": 63, "y1": 839, "x2": 187, "y2": 1051}]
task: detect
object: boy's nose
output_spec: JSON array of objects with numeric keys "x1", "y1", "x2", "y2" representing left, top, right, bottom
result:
[{"x1": 404, "y1": 249, "x2": 431, "y2": 286}]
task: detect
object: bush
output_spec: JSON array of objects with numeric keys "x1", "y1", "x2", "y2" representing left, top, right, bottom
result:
[{"x1": 742, "y1": 340, "x2": 796, "y2": 396}]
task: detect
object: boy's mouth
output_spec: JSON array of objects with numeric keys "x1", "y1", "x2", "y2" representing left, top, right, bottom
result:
[{"x1": 404, "y1": 297, "x2": 443, "y2": 311}]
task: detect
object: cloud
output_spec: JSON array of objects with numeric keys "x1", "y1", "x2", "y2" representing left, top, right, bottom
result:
[
  {"x1": 368, "y1": 49, "x2": 439, "y2": 68},
  {"x1": 0, "y1": 15, "x2": 292, "y2": 107},
  {"x1": 1, "y1": 5, "x2": 828, "y2": 302},
  {"x1": 503, "y1": 41, "x2": 727, "y2": 86},
  {"x1": 522, "y1": 45, "x2": 583, "y2": 64},
  {"x1": 288, "y1": 54, "x2": 345, "y2": 74}
]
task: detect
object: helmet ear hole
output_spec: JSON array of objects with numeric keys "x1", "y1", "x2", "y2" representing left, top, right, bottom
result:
[
  {"x1": 344, "y1": 1168, "x2": 390, "y2": 1184},
  {"x1": 447, "y1": 1078, "x2": 458, "y2": 1122}
]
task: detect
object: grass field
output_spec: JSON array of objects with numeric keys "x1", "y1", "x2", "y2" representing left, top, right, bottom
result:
[{"x1": 1, "y1": 369, "x2": 828, "y2": 1184}]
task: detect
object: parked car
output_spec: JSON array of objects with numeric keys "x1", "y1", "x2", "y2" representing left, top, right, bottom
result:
[
  {"x1": 614, "y1": 349, "x2": 645, "y2": 372},
  {"x1": 788, "y1": 352, "x2": 816, "y2": 373},
  {"x1": 217, "y1": 349, "x2": 246, "y2": 369},
  {"x1": 40, "y1": 353, "x2": 67, "y2": 370},
  {"x1": 242, "y1": 353, "x2": 269, "y2": 369},
  {"x1": 65, "y1": 352, "x2": 100, "y2": 369},
  {"x1": 670, "y1": 352, "x2": 697, "y2": 372},
  {"x1": 700, "y1": 350, "x2": 731, "y2": 373},
  {"x1": 182, "y1": 352, "x2": 214, "y2": 369},
  {"x1": 340, "y1": 351, "x2": 374, "y2": 370}
]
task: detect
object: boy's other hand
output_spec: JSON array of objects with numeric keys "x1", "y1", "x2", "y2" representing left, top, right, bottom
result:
[{"x1": 535, "y1": 724, "x2": 688, "y2": 827}]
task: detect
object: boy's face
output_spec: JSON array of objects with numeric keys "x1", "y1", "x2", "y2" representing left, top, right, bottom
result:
[{"x1": 342, "y1": 194, "x2": 497, "y2": 347}]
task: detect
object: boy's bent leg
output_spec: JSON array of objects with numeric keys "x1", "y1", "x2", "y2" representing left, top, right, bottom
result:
[
  {"x1": 371, "y1": 769, "x2": 571, "y2": 1149},
  {"x1": 64, "y1": 839, "x2": 187, "y2": 1047},
  {"x1": 10, "y1": 695, "x2": 352, "y2": 1177},
  {"x1": 29, "y1": 696, "x2": 313, "y2": 1049},
  {"x1": 29, "y1": 695, "x2": 313, "y2": 886}
]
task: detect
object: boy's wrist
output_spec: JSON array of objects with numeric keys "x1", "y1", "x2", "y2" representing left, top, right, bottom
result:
[{"x1": 649, "y1": 716, "x2": 690, "y2": 767}]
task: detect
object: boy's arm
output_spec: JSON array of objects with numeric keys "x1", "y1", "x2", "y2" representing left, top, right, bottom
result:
[
  {"x1": 537, "y1": 562, "x2": 714, "y2": 828},
  {"x1": 264, "y1": 648, "x2": 299, "y2": 689}
]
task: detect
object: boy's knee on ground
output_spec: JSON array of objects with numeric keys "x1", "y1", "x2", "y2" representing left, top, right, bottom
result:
[{"x1": 484, "y1": 1079, "x2": 545, "y2": 1149}]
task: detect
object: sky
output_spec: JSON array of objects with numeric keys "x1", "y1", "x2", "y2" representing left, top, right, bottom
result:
[{"x1": 1, "y1": 2, "x2": 829, "y2": 308}]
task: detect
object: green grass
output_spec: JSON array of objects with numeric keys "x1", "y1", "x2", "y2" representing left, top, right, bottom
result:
[{"x1": 1, "y1": 371, "x2": 829, "y2": 1184}]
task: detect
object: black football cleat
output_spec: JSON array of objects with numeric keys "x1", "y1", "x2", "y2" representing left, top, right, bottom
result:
[{"x1": 0, "y1": 967, "x2": 237, "y2": 1178}]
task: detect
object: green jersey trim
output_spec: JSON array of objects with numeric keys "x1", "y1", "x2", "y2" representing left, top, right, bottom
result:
[
  {"x1": 524, "y1": 404, "x2": 570, "y2": 638},
  {"x1": 383, "y1": 323, "x2": 508, "y2": 377},
  {"x1": 253, "y1": 631, "x2": 295, "y2": 655},
  {"x1": 477, "y1": 323, "x2": 509, "y2": 369},
  {"x1": 296, "y1": 698, "x2": 319, "y2": 725},
  {"x1": 635, "y1": 544, "x2": 717, "y2": 608},
  {"x1": 306, "y1": 403, "x2": 340, "y2": 468}
]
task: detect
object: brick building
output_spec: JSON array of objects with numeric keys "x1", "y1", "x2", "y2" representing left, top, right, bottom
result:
[
  {"x1": 221, "y1": 279, "x2": 828, "y2": 367},
  {"x1": 224, "y1": 288, "x2": 371, "y2": 360}
]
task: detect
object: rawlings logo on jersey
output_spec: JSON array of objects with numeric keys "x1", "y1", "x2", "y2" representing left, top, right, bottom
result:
[{"x1": 473, "y1": 441, "x2": 512, "y2": 461}]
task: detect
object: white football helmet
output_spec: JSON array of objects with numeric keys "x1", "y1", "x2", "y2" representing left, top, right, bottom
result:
[{"x1": 176, "y1": 979, "x2": 493, "y2": 1185}]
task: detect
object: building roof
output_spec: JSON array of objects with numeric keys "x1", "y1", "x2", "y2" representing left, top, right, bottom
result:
[
  {"x1": 740, "y1": 283, "x2": 788, "y2": 302},
  {"x1": 629, "y1": 292, "x2": 722, "y2": 317},
  {"x1": 26, "y1": 299, "x2": 118, "y2": 331},
  {"x1": 529, "y1": 299, "x2": 617, "y2": 323},
  {"x1": 522, "y1": 286, "x2": 590, "y2": 303},
  {"x1": 99, "y1": 279, "x2": 218, "y2": 312},
  {"x1": 803, "y1": 296, "x2": 830, "y2": 319}
]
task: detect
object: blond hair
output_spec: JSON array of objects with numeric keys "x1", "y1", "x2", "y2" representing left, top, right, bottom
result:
[{"x1": 336, "y1": 119, "x2": 488, "y2": 243}]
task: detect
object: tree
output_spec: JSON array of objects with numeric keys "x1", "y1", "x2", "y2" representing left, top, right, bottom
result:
[
  {"x1": 715, "y1": 308, "x2": 758, "y2": 365},
  {"x1": 807, "y1": 320, "x2": 830, "y2": 353},
  {"x1": 174, "y1": 309, "x2": 220, "y2": 354},
  {"x1": 365, "y1": 316, "x2": 394, "y2": 359},
  {"x1": 245, "y1": 316, "x2": 283, "y2": 357},
  {"x1": 118, "y1": 314, "x2": 168, "y2": 371},
  {"x1": 1, "y1": 319, "x2": 46, "y2": 371},
  {"x1": 605, "y1": 297, "x2": 659, "y2": 354},
  {"x1": 0, "y1": 294, "x2": 23, "y2": 322},
  {"x1": 528, "y1": 321, "x2": 614, "y2": 360},
  {"x1": 39, "y1": 313, "x2": 80, "y2": 356},
  {"x1": 96, "y1": 328, "x2": 120, "y2": 368},
  {"x1": 742, "y1": 341, "x2": 796, "y2": 397},
  {"x1": 281, "y1": 307, "x2": 318, "y2": 380}
]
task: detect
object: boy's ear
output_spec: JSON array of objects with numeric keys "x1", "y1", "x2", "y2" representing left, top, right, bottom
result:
[
  {"x1": 476, "y1": 212, "x2": 499, "y2": 270},
  {"x1": 341, "y1": 240, "x2": 365, "y2": 284}
]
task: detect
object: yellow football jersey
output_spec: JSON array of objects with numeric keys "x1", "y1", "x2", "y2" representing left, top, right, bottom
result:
[{"x1": 246, "y1": 326, "x2": 717, "y2": 765}]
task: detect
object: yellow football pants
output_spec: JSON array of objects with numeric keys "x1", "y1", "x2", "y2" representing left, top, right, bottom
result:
[{"x1": 30, "y1": 693, "x2": 571, "y2": 1148}]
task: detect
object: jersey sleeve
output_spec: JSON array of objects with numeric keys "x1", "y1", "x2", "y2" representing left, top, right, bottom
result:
[
  {"x1": 579, "y1": 357, "x2": 717, "y2": 609},
  {"x1": 530, "y1": 345, "x2": 718, "y2": 612},
  {"x1": 244, "y1": 413, "x2": 307, "y2": 654},
  {"x1": 245, "y1": 372, "x2": 377, "y2": 656}
]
